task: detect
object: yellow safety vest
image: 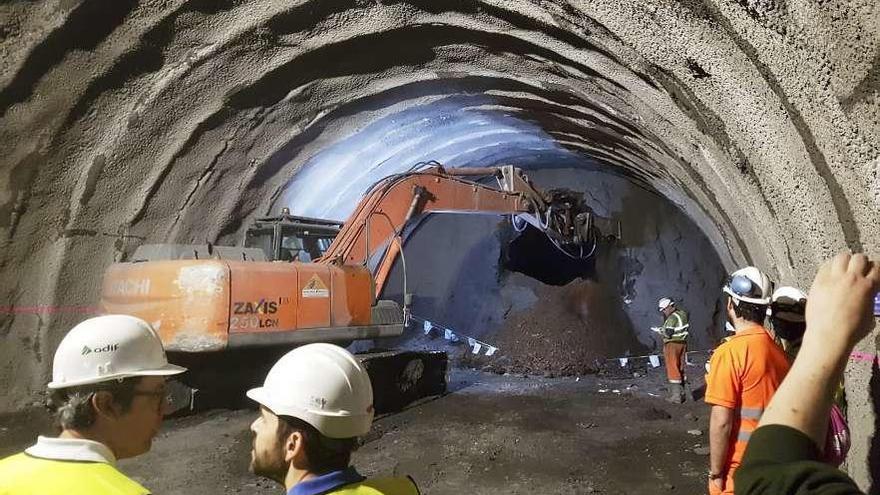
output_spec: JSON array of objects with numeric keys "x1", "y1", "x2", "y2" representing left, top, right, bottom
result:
[
  {"x1": 661, "y1": 309, "x2": 690, "y2": 343},
  {"x1": 0, "y1": 453, "x2": 149, "y2": 495},
  {"x1": 330, "y1": 476, "x2": 419, "y2": 495}
]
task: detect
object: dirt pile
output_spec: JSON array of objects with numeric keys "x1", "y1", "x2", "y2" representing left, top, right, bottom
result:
[{"x1": 463, "y1": 276, "x2": 645, "y2": 375}]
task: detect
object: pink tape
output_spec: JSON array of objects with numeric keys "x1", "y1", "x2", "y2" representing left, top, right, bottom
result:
[{"x1": 849, "y1": 351, "x2": 880, "y2": 364}]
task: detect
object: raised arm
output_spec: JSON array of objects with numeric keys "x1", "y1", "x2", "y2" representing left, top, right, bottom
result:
[{"x1": 759, "y1": 252, "x2": 879, "y2": 441}]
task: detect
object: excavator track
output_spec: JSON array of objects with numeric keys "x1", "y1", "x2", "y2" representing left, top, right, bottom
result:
[
  {"x1": 166, "y1": 348, "x2": 448, "y2": 415},
  {"x1": 358, "y1": 349, "x2": 448, "y2": 413}
]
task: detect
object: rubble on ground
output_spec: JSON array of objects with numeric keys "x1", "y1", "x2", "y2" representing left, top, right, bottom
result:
[{"x1": 461, "y1": 276, "x2": 645, "y2": 376}]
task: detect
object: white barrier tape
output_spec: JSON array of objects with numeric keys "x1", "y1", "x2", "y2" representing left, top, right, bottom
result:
[
  {"x1": 608, "y1": 350, "x2": 713, "y2": 370},
  {"x1": 411, "y1": 315, "x2": 499, "y2": 357},
  {"x1": 606, "y1": 349, "x2": 713, "y2": 363}
]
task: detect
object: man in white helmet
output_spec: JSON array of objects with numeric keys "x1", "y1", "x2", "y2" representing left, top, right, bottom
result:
[
  {"x1": 652, "y1": 297, "x2": 690, "y2": 403},
  {"x1": 704, "y1": 267, "x2": 790, "y2": 495},
  {"x1": 247, "y1": 343, "x2": 419, "y2": 495},
  {"x1": 0, "y1": 314, "x2": 186, "y2": 495},
  {"x1": 767, "y1": 285, "x2": 849, "y2": 466}
]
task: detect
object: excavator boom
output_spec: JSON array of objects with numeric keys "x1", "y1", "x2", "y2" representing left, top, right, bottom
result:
[{"x1": 318, "y1": 165, "x2": 611, "y2": 298}]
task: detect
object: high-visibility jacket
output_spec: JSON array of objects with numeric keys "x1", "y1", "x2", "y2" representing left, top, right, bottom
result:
[
  {"x1": 0, "y1": 453, "x2": 149, "y2": 495},
  {"x1": 661, "y1": 309, "x2": 689, "y2": 343},
  {"x1": 704, "y1": 325, "x2": 790, "y2": 490},
  {"x1": 329, "y1": 477, "x2": 419, "y2": 495}
]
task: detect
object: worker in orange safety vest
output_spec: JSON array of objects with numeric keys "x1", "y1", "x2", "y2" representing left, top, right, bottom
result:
[{"x1": 705, "y1": 267, "x2": 790, "y2": 495}]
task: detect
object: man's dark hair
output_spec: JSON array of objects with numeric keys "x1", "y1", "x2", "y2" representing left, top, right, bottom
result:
[
  {"x1": 278, "y1": 415, "x2": 358, "y2": 474},
  {"x1": 771, "y1": 318, "x2": 806, "y2": 342},
  {"x1": 732, "y1": 300, "x2": 767, "y2": 324},
  {"x1": 49, "y1": 377, "x2": 141, "y2": 430}
]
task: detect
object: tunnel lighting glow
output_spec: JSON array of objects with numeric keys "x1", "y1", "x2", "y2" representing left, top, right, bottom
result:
[{"x1": 277, "y1": 97, "x2": 596, "y2": 220}]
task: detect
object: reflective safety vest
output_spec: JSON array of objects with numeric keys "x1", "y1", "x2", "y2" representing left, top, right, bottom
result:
[
  {"x1": 330, "y1": 477, "x2": 420, "y2": 495},
  {"x1": 0, "y1": 453, "x2": 149, "y2": 495},
  {"x1": 661, "y1": 309, "x2": 689, "y2": 343},
  {"x1": 705, "y1": 325, "x2": 790, "y2": 475}
]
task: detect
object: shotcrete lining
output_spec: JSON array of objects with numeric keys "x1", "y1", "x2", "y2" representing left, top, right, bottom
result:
[
  {"x1": 702, "y1": 0, "x2": 863, "y2": 251},
  {"x1": 0, "y1": 6, "x2": 878, "y2": 480},
  {"x1": 0, "y1": 2, "x2": 864, "y2": 296}
]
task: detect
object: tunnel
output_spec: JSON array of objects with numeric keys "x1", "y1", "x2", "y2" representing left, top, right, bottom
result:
[{"x1": 0, "y1": 0, "x2": 878, "y2": 490}]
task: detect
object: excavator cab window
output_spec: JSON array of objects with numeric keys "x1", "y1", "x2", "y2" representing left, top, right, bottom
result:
[
  {"x1": 244, "y1": 228, "x2": 275, "y2": 259},
  {"x1": 244, "y1": 222, "x2": 337, "y2": 262},
  {"x1": 280, "y1": 235, "x2": 309, "y2": 262},
  {"x1": 277, "y1": 230, "x2": 335, "y2": 261}
]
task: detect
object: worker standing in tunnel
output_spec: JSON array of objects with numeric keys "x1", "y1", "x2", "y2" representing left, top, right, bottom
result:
[
  {"x1": 0, "y1": 315, "x2": 186, "y2": 495},
  {"x1": 704, "y1": 267, "x2": 790, "y2": 495},
  {"x1": 653, "y1": 297, "x2": 690, "y2": 404},
  {"x1": 768, "y1": 286, "x2": 850, "y2": 467},
  {"x1": 768, "y1": 286, "x2": 849, "y2": 415},
  {"x1": 247, "y1": 343, "x2": 419, "y2": 495}
]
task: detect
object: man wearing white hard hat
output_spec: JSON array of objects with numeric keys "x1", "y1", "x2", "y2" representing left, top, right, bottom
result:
[
  {"x1": 652, "y1": 297, "x2": 690, "y2": 403},
  {"x1": 247, "y1": 343, "x2": 419, "y2": 495},
  {"x1": 767, "y1": 286, "x2": 850, "y2": 467},
  {"x1": 0, "y1": 315, "x2": 186, "y2": 495},
  {"x1": 704, "y1": 267, "x2": 790, "y2": 495}
]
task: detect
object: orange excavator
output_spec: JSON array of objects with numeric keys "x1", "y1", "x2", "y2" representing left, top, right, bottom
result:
[{"x1": 100, "y1": 164, "x2": 618, "y2": 411}]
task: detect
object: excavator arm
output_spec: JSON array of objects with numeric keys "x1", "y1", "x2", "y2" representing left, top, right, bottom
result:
[{"x1": 317, "y1": 165, "x2": 616, "y2": 298}]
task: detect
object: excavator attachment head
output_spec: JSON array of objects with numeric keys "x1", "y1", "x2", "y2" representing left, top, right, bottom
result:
[
  {"x1": 504, "y1": 225, "x2": 596, "y2": 285},
  {"x1": 505, "y1": 189, "x2": 619, "y2": 285}
]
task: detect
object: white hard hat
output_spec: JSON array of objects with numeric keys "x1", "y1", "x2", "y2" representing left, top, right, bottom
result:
[
  {"x1": 658, "y1": 298, "x2": 674, "y2": 310},
  {"x1": 48, "y1": 315, "x2": 186, "y2": 389},
  {"x1": 247, "y1": 343, "x2": 374, "y2": 439},
  {"x1": 769, "y1": 286, "x2": 807, "y2": 322},
  {"x1": 723, "y1": 266, "x2": 773, "y2": 305}
]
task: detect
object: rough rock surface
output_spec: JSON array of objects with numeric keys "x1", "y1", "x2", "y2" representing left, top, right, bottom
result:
[{"x1": 1, "y1": 0, "x2": 878, "y2": 487}]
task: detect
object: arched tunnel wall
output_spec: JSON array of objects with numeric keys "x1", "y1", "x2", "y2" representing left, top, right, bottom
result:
[{"x1": 0, "y1": 0, "x2": 878, "y2": 487}]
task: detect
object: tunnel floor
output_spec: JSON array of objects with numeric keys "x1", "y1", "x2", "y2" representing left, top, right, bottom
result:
[{"x1": 1, "y1": 366, "x2": 712, "y2": 494}]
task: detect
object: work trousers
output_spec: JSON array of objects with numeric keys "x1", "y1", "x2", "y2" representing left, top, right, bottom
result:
[{"x1": 663, "y1": 341, "x2": 687, "y2": 384}]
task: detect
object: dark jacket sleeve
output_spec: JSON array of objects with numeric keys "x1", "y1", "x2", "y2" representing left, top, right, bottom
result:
[{"x1": 735, "y1": 425, "x2": 863, "y2": 495}]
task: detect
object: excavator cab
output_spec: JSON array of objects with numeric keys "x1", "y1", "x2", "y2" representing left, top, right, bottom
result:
[{"x1": 244, "y1": 208, "x2": 342, "y2": 262}]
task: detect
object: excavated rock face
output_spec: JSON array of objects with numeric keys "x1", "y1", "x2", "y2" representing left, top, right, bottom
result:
[{"x1": 0, "y1": 0, "x2": 878, "y2": 481}]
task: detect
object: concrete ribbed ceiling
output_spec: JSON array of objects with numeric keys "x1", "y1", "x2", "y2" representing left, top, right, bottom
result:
[{"x1": 0, "y1": 0, "x2": 878, "y2": 410}]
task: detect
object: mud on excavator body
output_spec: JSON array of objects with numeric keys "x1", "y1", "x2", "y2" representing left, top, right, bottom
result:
[
  {"x1": 103, "y1": 257, "x2": 403, "y2": 352},
  {"x1": 102, "y1": 213, "x2": 405, "y2": 352},
  {"x1": 102, "y1": 214, "x2": 434, "y2": 413}
]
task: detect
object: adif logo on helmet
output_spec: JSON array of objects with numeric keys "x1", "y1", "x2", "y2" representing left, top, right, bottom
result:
[{"x1": 81, "y1": 343, "x2": 120, "y2": 355}]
